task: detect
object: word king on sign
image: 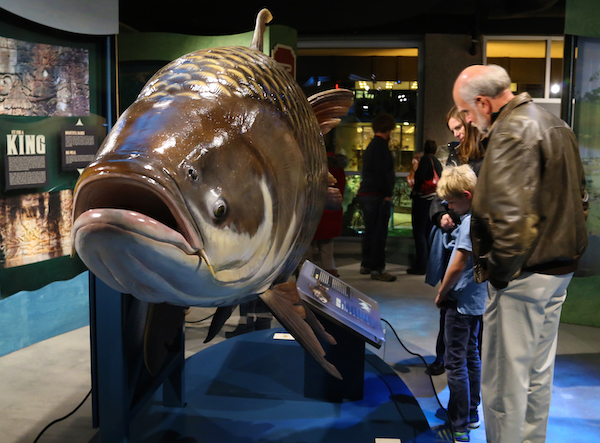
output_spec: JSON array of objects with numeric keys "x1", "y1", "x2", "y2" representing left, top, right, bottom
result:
[{"x1": 6, "y1": 130, "x2": 46, "y2": 155}]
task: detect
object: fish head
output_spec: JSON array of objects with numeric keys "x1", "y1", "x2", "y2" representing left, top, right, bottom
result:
[{"x1": 73, "y1": 93, "x2": 306, "y2": 307}]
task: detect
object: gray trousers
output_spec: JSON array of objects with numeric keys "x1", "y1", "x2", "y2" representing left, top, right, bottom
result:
[
  {"x1": 482, "y1": 272, "x2": 573, "y2": 443},
  {"x1": 304, "y1": 238, "x2": 336, "y2": 271}
]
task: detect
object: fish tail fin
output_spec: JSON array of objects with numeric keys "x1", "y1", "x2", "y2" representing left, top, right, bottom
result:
[
  {"x1": 308, "y1": 89, "x2": 354, "y2": 135},
  {"x1": 260, "y1": 281, "x2": 342, "y2": 380},
  {"x1": 250, "y1": 8, "x2": 273, "y2": 53}
]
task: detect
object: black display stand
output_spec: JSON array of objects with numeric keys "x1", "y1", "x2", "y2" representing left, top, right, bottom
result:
[
  {"x1": 89, "y1": 274, "x2": 435, "y2": 442},
  {"x1": 303, "y1": 314, "x2": 366, "y2": 402},
  {"x1": 89, "y1": 274, "x2": 185, "y2": 443},
  {"x1": 297, "y1": 261, "x2": 386, "y2": 403},
  {"x1": 89, "y1": 264, "x2": 393, "y2": 440}
]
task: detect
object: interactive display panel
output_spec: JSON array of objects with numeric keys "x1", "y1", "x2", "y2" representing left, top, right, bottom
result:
[{"x1": 296, "y1": 260, "x2": 385, "y2": 348}]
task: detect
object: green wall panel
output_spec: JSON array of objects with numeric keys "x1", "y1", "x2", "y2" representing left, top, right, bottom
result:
[
  {"x1": 566, "y1": 0, "x2": 600, "y2": 39},
  {"x1": 117, "y1": 25, "x2": 297, "y2": 112}
]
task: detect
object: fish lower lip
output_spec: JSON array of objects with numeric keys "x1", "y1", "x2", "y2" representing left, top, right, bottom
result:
[{"x1": 74, "y1": 208, "x2": 199, "y2": 255}]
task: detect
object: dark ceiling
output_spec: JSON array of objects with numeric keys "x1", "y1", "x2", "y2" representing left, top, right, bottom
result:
[{"x1": 119, "y1": 0, "x2": 567, "y2": 38}]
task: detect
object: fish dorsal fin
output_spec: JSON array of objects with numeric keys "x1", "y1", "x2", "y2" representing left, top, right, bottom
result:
[
  {"x1": 260, "y1": 281, "x2": 341, "y2": 380},
  {"x1": 308, "y1": 89, "x2": 354, "y2": 135},
  {"x1": 250, "y1": 8, "x2": 273, "y2": 52}
]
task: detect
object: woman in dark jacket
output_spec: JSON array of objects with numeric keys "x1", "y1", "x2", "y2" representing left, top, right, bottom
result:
[{"x1": 408, "y1": 139, "x2": 443, "y2": 274}]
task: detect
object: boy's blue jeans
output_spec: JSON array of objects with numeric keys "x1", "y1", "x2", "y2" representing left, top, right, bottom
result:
[{"x1": 444, "y1": 304, "x2": 482, "y2": 433}]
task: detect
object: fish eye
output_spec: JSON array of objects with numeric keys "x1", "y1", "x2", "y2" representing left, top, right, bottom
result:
[
  {"x1": 188, "y1": 166, "x2": 199, "y2": 181},
  {"x1": 212, "y1": 199, "x2": 228, "y2": 221}
]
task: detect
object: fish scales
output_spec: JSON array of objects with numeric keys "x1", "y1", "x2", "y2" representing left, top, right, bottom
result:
[{"x1": 140, "y1": 46, "x2": 328, "y2": 280}]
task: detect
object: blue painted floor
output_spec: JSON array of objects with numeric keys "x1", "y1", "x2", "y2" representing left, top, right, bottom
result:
[
  {"x1": 0, "y1": 236, "x2": 598, "y2": 442},
  {"x1": 130, "y1": 329, "x2": 436, "y2": 443}
]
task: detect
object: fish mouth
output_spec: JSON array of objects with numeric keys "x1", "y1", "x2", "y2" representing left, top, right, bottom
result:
[{"x1": 73, "y1": 170, "x2": 204, "y2": 257}]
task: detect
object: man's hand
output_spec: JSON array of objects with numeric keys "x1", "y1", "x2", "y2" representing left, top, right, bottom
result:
[
  {"x1": 435, "y1": 291, "x2": 447, "y2": 309},
  {"x1": 440, "y1": 213, "x2": 456, "y2": 231},
  {"x1": 489, "y1": 277, "x2": 508, "y2": 290}
]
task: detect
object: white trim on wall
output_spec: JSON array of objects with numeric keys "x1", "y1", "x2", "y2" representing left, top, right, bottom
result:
[{"x1": 0, "y1": 0, "x2": 118, "y2": 35}]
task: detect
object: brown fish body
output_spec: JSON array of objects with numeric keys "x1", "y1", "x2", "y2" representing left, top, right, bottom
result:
[
  {"x1": 73, "y1": 44, "x2": 345, "y2": 306},
  {"x1": 73, "y1": 9, "x2": 353, "y2": 379}
]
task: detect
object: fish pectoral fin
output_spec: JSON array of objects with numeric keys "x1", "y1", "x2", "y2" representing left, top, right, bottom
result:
[
  {"x1": 302, "y1": 301, "x2": 337, "y2": 346},
  {"x1": 204, "y1": 305, "x2": 236, "y2": 343},
  {"x1": 307, "y1": 89, "x2": 354, "y2": 135},
  {"x1": 260, "y1": 281, "x2": 342, "y2": 380},
  {"x1": 320, "y1": 119, "x2": 341, "y2": 135}
]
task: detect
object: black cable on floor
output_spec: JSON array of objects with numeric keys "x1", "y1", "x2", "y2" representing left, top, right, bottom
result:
[
  {"x1": 185, "y1": 313, "x2": 214, "y2": 324},
  {"x1": 364, "y1": 357, "x2": 411, "y2": 423},
  {"x1": 33, "y1": 388, "x2": 92, "y2": 443},
  {"x1": 380, "y1": 317, "x2": 456, "y2": 439}
]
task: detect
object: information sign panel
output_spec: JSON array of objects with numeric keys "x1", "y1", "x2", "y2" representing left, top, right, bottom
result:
[
  {"x1": 296, "y1": 260, "x2": 385, "y2": 348},
  {"x1": 4, "y1": 129, "x2": 49, "y2": 190},
  {"x1": 61, "y1": 123, "x2": 98, "y2": 170}
]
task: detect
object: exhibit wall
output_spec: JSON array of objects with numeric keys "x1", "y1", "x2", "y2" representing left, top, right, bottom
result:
[
  {"x1": 422, "y1": 33, "x2": 483, "y2": 148},
  {"x1": 557, "y1": 0, "x2": 600, "y2": 328},
  {"x1": 560, "y1": 36, "x2": 600, "y2": 328},
  {"x1": 0, "y1": 8, "x2": 115, "y2": 357},
  {"x1": 117, "y1": 25, "x2": 297, "y2": 112}
]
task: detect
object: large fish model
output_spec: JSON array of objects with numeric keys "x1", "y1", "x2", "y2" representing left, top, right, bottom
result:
[{"x1": 72, "y1": 9, "x2": 353, "y2": 378}]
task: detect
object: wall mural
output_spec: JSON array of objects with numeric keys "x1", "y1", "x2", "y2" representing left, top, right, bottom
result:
[
  {"x1": 0, "y1": 36, "x2": 89, "y2": 116},
  {"x1": 0, "y1": 35, "x2": 90, "y2": 273},
  {"x1": 0, "y1": 189, "x2": 73, "y2": 268}
]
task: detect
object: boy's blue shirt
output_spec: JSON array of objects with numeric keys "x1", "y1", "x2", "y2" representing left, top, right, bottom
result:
[
  {"x1": 425, "y1": 225, "x2": 456, "y2": 286},
  {"x1": 447, "y1": 212, "x2": 487, "y2": 316}
]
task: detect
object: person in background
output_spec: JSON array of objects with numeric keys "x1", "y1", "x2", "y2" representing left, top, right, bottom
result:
[
  {"x1": 407, "y1": 152, "x2": 420, "y2": 190},
  {"x1": 426, "y1": 107, "x2": 484, "y2": 376},
  {"x1": 357, "y1": 113, "x2": 397, "y2": 282},
  {"x1": 304, "y1": 150, "x2": 348, "y2": 277},
  {"x1": 434, "y1": 164, "x2": 486, "y2": 443},
  {"x1": 454, "y1": 64, "x2": 588, "y2": 443},
  {"x1": 408, "y1": 139, "x2": 442, "y2": 275}
]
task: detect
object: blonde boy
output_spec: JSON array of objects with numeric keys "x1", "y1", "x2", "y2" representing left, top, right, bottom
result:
[{"x1": 435, "y1": 164, "x2": 486, "y2": 443}]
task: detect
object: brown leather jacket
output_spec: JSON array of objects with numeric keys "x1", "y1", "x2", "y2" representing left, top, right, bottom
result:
[{"x1": 471, "y1": 93, "x2": 589, "y2": 287}]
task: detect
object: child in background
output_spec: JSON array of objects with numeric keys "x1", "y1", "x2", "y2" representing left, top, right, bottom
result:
[{"x1": 434, "y1": 164, "x2": 487, "y2": 443}]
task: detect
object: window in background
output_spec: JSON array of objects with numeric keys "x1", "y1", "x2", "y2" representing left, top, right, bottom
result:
[
  {"x1": 485, "y1": 37, "x2": 564, "y2": 116},
  {"x1": 297, "y1": 44, "x2": 420, "y2": 235},
  {"x1": 297, "y1": 47, "x2": 419, "y2": 171}
]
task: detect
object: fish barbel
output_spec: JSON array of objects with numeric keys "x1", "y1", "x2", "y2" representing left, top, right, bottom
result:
[{"x1": 72, "y1": 9, "x2": 353, "y2": 378}]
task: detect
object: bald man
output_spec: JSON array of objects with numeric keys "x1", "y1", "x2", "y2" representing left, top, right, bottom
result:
[{"x1": 453, "y1": 65, "x2": 588, "y2": 443}]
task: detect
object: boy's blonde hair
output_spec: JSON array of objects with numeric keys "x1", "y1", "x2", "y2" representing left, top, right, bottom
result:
[{"x1": 436, "y1": 164, "x2": 477, "y2": 199}]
